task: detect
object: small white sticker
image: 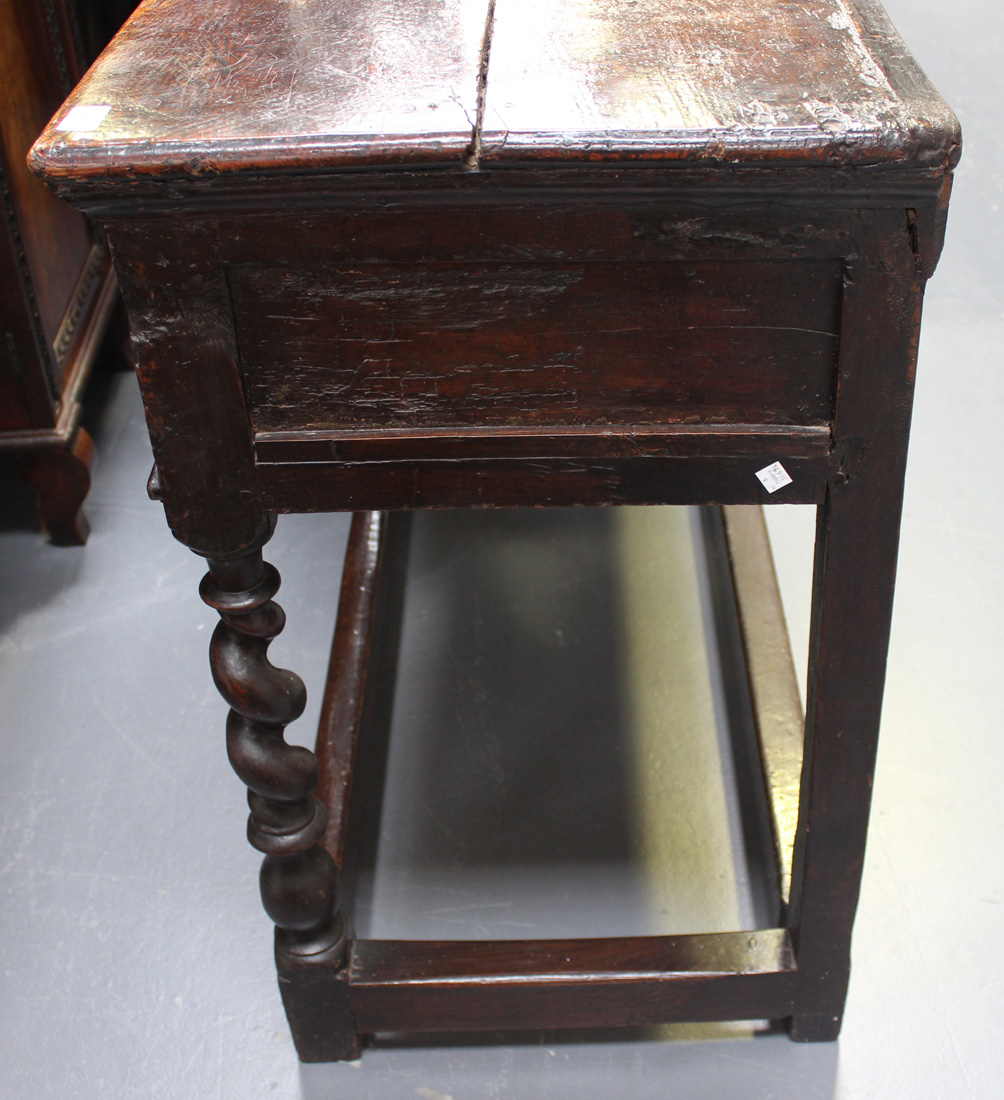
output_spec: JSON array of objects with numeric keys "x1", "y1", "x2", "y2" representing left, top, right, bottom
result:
[
  {"x1": 56, "y1": 104, "x2": 111, "y2": 132},
  {"x1": 756, "y1": 461, "x2": 793, "y2": 493}
]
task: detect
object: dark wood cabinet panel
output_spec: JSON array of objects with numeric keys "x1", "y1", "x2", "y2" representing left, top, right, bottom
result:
[
  {"x1": 0, "y1": 0, "x2": 133, "y2": 542},
  {"x1": 231, "y1": 257, "x2": 842, "y2": 434}
]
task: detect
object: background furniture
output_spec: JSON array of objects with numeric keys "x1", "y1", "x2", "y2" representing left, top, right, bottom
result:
[
  {"x1": 0, "y1": 0, "x2": 135, "y2": 543},
  {"x1": 30, "y1": 0, "x2": 958, "y2": 1059}
]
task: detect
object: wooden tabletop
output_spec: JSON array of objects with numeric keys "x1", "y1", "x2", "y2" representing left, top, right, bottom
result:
[{"x1": 30, "y1": 0, "x2": 959, "y2": 187}]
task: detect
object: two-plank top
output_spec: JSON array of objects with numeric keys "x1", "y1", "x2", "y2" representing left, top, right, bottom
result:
[{"x1": 30, "y1": 0, "x2": 958, "y2": 188}]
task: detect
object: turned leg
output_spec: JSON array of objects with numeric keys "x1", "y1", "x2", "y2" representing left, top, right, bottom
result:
[
  {"x1": 199, "y1": 538, "x2": 360, "y2": 1060},
  {"x1": 18, "y1": 427, "x2": 95, "y2": 545}
]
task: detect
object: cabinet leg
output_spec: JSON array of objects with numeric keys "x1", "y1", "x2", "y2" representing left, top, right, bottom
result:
[
  {"x1": 782, "y1": 474, "x2": 907, "y2": 1043},
  {"x1": 18, "y1": 427, "x2": 94, "y2": 545},
  {"x1": 199, "y1": 536, "x2": 360, "y2": 1060},
  {"x1": 275, "y1": 946, "x2": 361, "y2": 1062},
  {"x1": 786, "y1": 1012, "x2": 843, "y2": 1042}
]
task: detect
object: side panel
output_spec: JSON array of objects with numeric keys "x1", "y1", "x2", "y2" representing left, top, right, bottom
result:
[{"x1": 230, "y1": 258, "x2": 841, "y2": 433}]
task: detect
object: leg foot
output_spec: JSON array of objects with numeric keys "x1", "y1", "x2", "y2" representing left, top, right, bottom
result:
[
  {"x1": 18, "y1": 427, "x2": 95, "y2": 545},
  {"x1": 787, "y1": 1012, "x2": 843, "y2": 1042},
  {"x1": 276, "y1": 938, "x2": 362, "y2": 1062}
]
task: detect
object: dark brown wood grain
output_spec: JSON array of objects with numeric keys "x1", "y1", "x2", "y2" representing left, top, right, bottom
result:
[
  {"x1": 0, "y1": 0, "x2": 129, "y2": 544},
  {"x1": 16, "y1": 424, "x2": 94, "y2": 545},
  {"x1": 0, "y1": 0, "x2": 91, "y2": 354},
  {"x1": 785, "y1": 207, "x2": 925, "y2": 1040},
  {"x1": 201, "y1": 539, "x2": 346, "y2": 961},
  {"x1": 28, "y1": 0, "x2": 958, "y2": 187},
  {"x1": 348, "y1": 932, "x2": 797, "y2": 1033},
  {"x1": 482, "y1": 0, "x2": 959, "y2": 168},
  {"x1": 254, "y1": 424, "x2": 831, "y2": 465},
  {"x1": 104, "y1": 224, "x2": 268, "y2": 556},
  {"x1": 315, "y1": 511, "x2": 387, "y2": 870},
  {"x1": 93, "y1": 196, "x2": 863, "y2": 550},
  {"x1": 29, "y1": 0, "x2": 484, "y2": 184},
  {"x1": 279, "y1": 509, "x2": 413, "y2": 1061},
  {"x1": 27, "y1": 0, "x2": 958, "y2": 1060},
  {"x1": 256, "y1": 454, "x2": 827, "y2": 514},
  {"x1": 231, "y1": 258, "x2": 841, "y2": 434}
]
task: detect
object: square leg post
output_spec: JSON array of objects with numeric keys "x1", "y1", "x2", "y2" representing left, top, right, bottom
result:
[{"x1": 786, "y1": 208, "x2": 925, "y2": 1040}]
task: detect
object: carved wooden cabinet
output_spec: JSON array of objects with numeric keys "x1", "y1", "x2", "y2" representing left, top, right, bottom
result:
[
  {"x1": 31, "y1": 0, "x2": 958, "y2": 1061},
  {"x1": 0, "y1": 0, "x2": 134, "y2": 543}
]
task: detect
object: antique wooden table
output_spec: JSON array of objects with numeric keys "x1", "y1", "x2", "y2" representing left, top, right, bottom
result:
[{"x1": 31, "y1": 0, "x2": 958, "y2": 1061}]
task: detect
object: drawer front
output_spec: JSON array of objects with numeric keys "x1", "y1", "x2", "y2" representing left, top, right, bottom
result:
[{"x1": 229, "y1": 258, "x2": 842, "y2": 435}]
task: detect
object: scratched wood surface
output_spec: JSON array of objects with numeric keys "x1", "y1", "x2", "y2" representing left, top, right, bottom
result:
[
  {"x1": 482, "y1": 0, "x2": 959, "y2": 166},
  {"x1": 30, "y1": 0, "x2": 958, "y2": 185},
  {"x1": 230, "y1": 257, "x2": 842, "y2": 433},
  {"x1": 31, "y1": 0, "x2": 485, "y2": 179}
]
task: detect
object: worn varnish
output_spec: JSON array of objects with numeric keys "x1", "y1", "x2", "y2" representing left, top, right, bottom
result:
[
  {"x1": 0, "y1": 0, "x2": 126, "y2": 543},
  {"x1": 483, "y1": 0, "x2": 958, "y2": 166},
  {"x1": 30, "y1": 0, "x2": 958, "y2": 1062},
  {"x1": 30, "y1": 0, "x2": 485, "y2": 179},
  {"x1": 231, "y1": 257, "x2": 841, "y2": 433},
  {"x1": 30, "y1": 0, "x2": 958, "y2": 182}
]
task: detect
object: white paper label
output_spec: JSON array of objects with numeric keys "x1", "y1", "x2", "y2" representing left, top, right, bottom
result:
[
  {"x1": 756, "y1": 461, "x2": 793, "y2": 493},
  {"x1": 56, "y1": 105, "x2": 111, "y2": 132}
]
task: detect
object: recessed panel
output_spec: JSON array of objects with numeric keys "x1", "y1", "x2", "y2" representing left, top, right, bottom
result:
[{"x1": 230, "y1": 259, "x2": 841, "y2": 435}]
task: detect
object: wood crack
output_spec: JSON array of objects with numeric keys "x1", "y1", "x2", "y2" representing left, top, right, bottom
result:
[{"x1": 462, "y1": 0, "x2": 497, "y2": 171}]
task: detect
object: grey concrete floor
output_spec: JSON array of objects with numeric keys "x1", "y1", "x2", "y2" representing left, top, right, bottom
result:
[{"x1": 1, "y1": 1, "x2": 1001, "y2": 1096}]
